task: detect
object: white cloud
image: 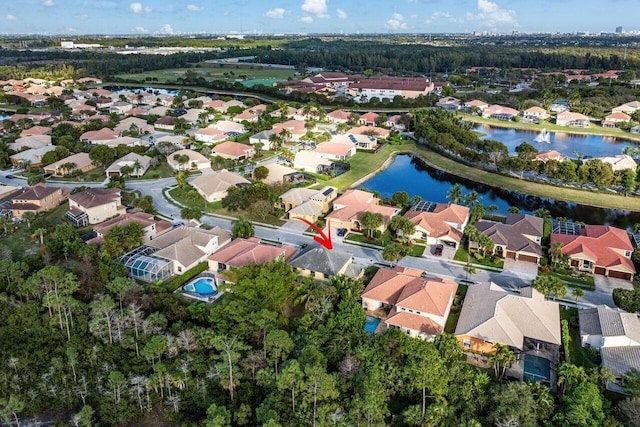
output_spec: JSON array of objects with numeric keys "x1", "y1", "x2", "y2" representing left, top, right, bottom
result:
[
  {"x1": 186, "y1": 4, "x2": 202, "y2": 11},
  {"x1": 466, "y1": 0, "x2": 518, "y2": 28},
  {"x1": 158, "y1": 24, "x2": 174, "y2": 35},
  {"x1": 135, "y1": 26, "x2": 149, "y2": 33},
  {"x1": 66, "y1": 27, "x2": 77, "y2": 32},
  {"x1": 425, "y1": 11, "x2": 451, "y2": 24},
  {"x1": 6, "y1": 14, "x2": 16, "y2": 21},
  {"x1": 74, "y1": 13, "x2": 88, "y2": 19},
  {"x1": 129, "y1": 2, "x2": 151, "y2": 14},
  {"x1": 300, "y1": 16, "x2": 314, "y2": 24},
  {"x1": 385, "y1": 13, "x2": 408, "y2": 30},
  {"x1": 43, "y1": 0, "x2": 54, "y2": 6},
  {"x1": 265, "y1": 7, "x2": 286, "y2": 19},
  {"x1": 336, "y1": 8, "x2": 347, "y2": 19},
  {"x1": 301, "y1": 0, "x2": 328, "y2": 18}
]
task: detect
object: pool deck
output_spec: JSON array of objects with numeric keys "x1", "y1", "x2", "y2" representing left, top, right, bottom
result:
[
  {"x1": 179, "y1": 272, "x2": 223, "y2": 303},
  {"x1": 365, "y1": 309, "x2": 388, "y2": 335}
]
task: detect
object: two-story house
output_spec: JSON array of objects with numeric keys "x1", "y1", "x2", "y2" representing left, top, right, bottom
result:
[
  {"x1": 404, "y1": 202, "x2": 470, "y2": 249},
  {"x1": 362, "y1": 266, "x2": 458, "y2": 340},
  {"x1": 66, "y1": 188, "x2": 126, "y2": 226},
  {"x1": 9, "y1": 183, "x2": 69, "y2": 218}
]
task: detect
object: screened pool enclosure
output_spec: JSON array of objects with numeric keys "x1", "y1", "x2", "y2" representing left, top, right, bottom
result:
[{"x1": 120, "y1": 245, "x2": 173, "y2": 282}]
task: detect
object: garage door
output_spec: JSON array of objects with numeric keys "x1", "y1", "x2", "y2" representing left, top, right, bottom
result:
[
  {"x1": 506, "y1": 251, "x2": 516, "y2": 259},
  {"x1": 594, "y1": 267, "x2": 606, "y2": 275},
  {"x1": 518, "y1": 254, "x2": 539, "y2": 263},
  {"x1": 608, "y1": 270, "x2": 632, "y2": 280}
]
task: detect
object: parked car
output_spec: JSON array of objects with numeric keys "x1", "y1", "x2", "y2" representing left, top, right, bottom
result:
[
  {"x1": 6, "y1": 174, "x2": 15, "y2": 179},
  {"x1": 337, "y1": 228, "x2": 347, "y2": 237},
  {"x1": 434, "y1": 244, "x2": 444, "y2": 256},
  {"x1": 42, "y1": 173, "x2": 52, "y2": 178}
]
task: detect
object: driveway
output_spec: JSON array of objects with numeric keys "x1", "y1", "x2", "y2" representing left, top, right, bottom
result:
[
  {"x1": 594, "y1": 275, "x2": 634, "y2": 293},
  {"x1": 503, "y1": 258, "x2": 539, "y2": 278},
  {"x1": 281, "y1": 218, "x2": 309, "y2": 233}
]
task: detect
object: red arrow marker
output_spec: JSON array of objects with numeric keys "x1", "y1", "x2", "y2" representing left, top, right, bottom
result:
[{"x1": 296, "y1": 217, "x2": 333, "y2": 250}]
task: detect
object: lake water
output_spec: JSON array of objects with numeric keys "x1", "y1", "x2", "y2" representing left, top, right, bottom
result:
[
  {"x1": 474, "y1": 124, "x2": 638, "y2": 158},
  {"x1": 108, "y1": 87, "x2": 180, "y2": 96},
  {"x1": 359, "y1": 154, "x2": 640, "y2": 228}
]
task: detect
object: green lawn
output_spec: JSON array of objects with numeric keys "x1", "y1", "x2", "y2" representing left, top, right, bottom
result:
[
  {"x1": 48, "y1": 167, "x2": 105, "y2": 183},
  {"x1": 444, "y1": 284, "x2": 468, "y2": 333},
  {"x1": 168, "y1": 186, "x2": 284, "y2": 226},
  {"x1": 345, "y1": 232, "x2": 424, "y2": 256},
  {"x1": 560, "y1": 307, "x2": 597, "y2": 369},
  {"x1": 539, "y1": 269, "x2": 595, "y2": 290},
  {"x1": 128, "y1": 163, "x2": 175, "y2": 180},
  {"x1": 453, "y1": 245, "x2": 505, "y2": 269}
]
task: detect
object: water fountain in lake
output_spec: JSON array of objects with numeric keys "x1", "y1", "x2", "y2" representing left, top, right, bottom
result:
[{"x1": 534, "y1": 128, "x2": 551, "y2": 143}]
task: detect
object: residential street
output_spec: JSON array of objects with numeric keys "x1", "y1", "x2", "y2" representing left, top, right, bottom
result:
[{"x1": 0, "y1": 169, "x2": 623, "y2": 309}]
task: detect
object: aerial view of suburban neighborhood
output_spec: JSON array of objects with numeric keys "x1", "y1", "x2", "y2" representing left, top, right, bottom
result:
[{"x1": 2, "y1": 1, "x2": 640, "y2": 426}]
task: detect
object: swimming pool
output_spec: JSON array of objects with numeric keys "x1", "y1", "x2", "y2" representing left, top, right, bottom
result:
[
  {"x1": 183, "y1": 277, "x2": 217, "y2": 297},
  {"x1": 364, "y1": 316, "x2": 381, "y2": 334},
  {"x1": 523, "y1": 354, "x2": 551, "y2": 383}
]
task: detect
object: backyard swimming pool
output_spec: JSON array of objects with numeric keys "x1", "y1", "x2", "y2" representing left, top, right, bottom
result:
[
  {"x1": 183, "y1": 277, "x2": 217, "y2": 297},
  {"x1": 523, "y1": 353, "x2": 551, "y2": 383},
  {"x1": 364, "y1": 316, "x2": 381, "y2": 334}
]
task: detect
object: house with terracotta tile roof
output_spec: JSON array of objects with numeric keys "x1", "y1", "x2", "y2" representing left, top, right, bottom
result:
[
  {"x1": 192, "y1": 170, "x2": 250, "y2": 202},
  {"x1": 556, "y1": 111, "x2": 590, "y2": 128},
  {"x1": 603, "y1": 112, "x2": 632, "y2": 128},
  {"x1": 90, "y1": 210, "x2": 172, "y2": 244},
  {"x1": 80, "y1": 127, "x2": 120, "y2": 144},
  {"x1": 20, "y1": 125, "x2": 51, "y2": 137},
  {"x1": 115, "y1": 117, "x2": 154, "y2": 134},
  {"x1": 530, "y1": 150, "x2": 567, "y2": 163},
  {"x1": 475, "y1": 213, "x2": 544, "y2": 263},
  {"x1": 194, "y1": 127, "x2": 227, "y2": 145},
  {"x1": 455, "y1": 284, "x2": 561, "y2": 380},
  {"x1": 464, "y1": 99, "x2": 489, "y2": 112},
  {"x1": 482, "y1": 105, "x2": 520, "y2": 121},
  {"x1": 326, "y1": 189, "x2": 400, "y2": 233},
  {"x1": 211, "y1": 141, "x2": 255, "y2": 161},
  {"x1": 7, "y1": 183, "x2": 69, "y2": 218},
  {"x1": 67, "y1": 188, "x2": 126, "y2": 226},
  {"x1": 404, "y1": 203, "x2": 470, "y2": 248},
  {"x1": 551, "y1": 225, "x2": 635, "y2": 280},
  {"x1": 208, "y1": 237, "x2": 297, "y2": 273},
  {"x1": 362, "y1": 266, "x2": 458, "y2": 339},
  {"x1": 211, "y1": 120, "x2": 246, "y2": 135},
  {"x1": 348, "y1": 125, "x2": 391, "y2": 138},
  {"x1": 233, "y1": 110, "x2": 259, "y2": 123},
  {"x1": 327, "y1": 109, "x2": 352, "y2": 124},
  {"x1": 271, "y1": 119, "x2": 307, "y2": 141},
  {"x1": 359, "y1": 112, "x2": 379, "y2": 126},
  {"x1": 43, "y1": 153, "x2": 96, "y2": 177}
]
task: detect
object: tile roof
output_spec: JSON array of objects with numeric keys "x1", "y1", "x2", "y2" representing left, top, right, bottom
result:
[
  {"x1": 10, "y1": 183, "x2": 64, "y2": 202},
  {"x1": 68, "y1": 188, "x2": 120, "y2": 209},
  {"x1": 455, "y1": 283, "x2": 561, "y2": 349},
  {"x1": 601, "y1": 346, "x2": 640, "y2": 378},
  {"x1": 211, "y1": 141, "x2": 255, "y2": 158},
  {"x1": 45, "y1": 153, "x2": 93, "y2": 172},
  {"x1": 476, "y1": 213, "x2": 543, "y2": 256},
  {"x1": 386, "y1": 307, "x2": 444, "y2": 335},
  {"x1": 80, "y1": 127, "x2": 120, "y2": 141},
  {"x1": 93, "y1": 211, "x2": 171, "y2": 236},
  {"x1": 192, "y1": 170, "x2": 250, "y2": 196},
  {"x1": 405, "y1": 203, "x2": 469, "y2": 241},
  {"x1": 313, "y1": 142, "x2": 354, "y2": 157},
  {"x1": 552, "y1": 225, "x2": 635, "y2": 273},
  {"x1": 208, "y1": 237, "x2": 297, "y2": 268},
  {"x1": 280, "y1": 188, "x2": 321, "y2": 205},
  {"x1": 151, "y1": 225, "x2": 231, "y2": 267},
  {"x1": 289, "y1": 245, "x2": 353, "y2": 276}
]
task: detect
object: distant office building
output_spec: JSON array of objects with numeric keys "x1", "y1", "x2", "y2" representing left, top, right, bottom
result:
[{"x1": 616, "y1": 26, "x2": 623, "y2": 34}]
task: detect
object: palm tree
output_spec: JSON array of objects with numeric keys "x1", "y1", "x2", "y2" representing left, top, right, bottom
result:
[
  {"x1": 22, "y1": 211, "x2": 36, "y2": 229},
  {"x1": 32, "y1": 228, "x2": 46, "y2": 246},
  {"x1": 132, "y1": 159, "x2": 143, "y2": 177},
  {"x1": 572, "y1": 288, "x2": 584, "y2": 304},
  {"x1": 60, "y1": 162, "x2": 77, "y2": 176},
  {"x1": 463, "y1": 190, "x2": 480, "y2": 207},
  {"x1": 446, "y1": 184, "x2": 463, "y2": 205},
  {"x1": 488, "y1": 343, "x2": 515, "y2": 381},
  {"x1": 232, "y1": 216, "x2": 254, "y2": 238}
]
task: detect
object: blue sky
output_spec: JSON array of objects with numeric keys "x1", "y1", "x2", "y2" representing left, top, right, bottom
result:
[{"x1": 2, "y1": 0, "x2": 638, "y2": 35}]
